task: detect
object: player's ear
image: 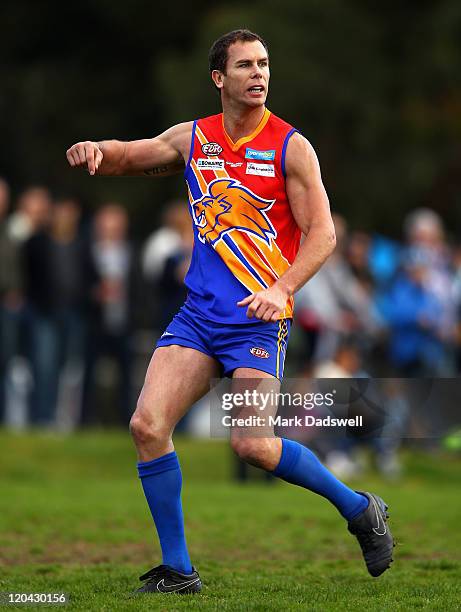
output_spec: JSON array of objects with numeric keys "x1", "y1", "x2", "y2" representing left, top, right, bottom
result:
[{"x1": 211, "y1": 70, "x2": 224, "y2": 90}]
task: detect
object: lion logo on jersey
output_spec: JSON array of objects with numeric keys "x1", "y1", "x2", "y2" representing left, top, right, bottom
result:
[{"x1": 191, "y1": 178, "x2": 276, "y2": 246}]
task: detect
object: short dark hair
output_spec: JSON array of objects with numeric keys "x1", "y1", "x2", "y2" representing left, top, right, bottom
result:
[{"x1": 208, "y1": 29, "x2": 269, "y2": 74}]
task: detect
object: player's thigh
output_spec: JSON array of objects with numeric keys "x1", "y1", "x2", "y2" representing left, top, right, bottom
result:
[
  {"x1": 135, "y1": 345, "x2": 220, "y2": 431},
  {"x1": 231, "y1": 367, "x2": 281, "y2": 436}
]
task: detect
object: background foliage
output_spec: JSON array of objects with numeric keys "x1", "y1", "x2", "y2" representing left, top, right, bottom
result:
[{"x1": 1, "y1": 0, "x2": 461, "y2": 236}]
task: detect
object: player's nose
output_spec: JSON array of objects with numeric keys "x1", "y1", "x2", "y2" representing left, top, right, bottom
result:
[
  {"x1": 250, "y1": 72, "x2": 263, "y2": 83},
  {"x1": 251, "y1": 63, "x2": 263, "y2": 78}
]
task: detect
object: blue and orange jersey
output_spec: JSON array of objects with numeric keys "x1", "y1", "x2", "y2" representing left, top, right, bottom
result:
[{"x1": 184, "y1": 108, "x2": 301, "y2": 324}]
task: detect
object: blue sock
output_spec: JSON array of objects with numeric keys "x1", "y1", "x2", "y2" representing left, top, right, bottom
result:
[
  {"x1": 137, "y1": 451, "x2": 192, "y2": 574},
  {"x1": 272, "y1": 438, "x2": 368, "y2": 520}
]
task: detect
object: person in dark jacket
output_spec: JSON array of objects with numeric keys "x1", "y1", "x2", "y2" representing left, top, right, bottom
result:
[
  {"x1": 23, "y1": 197, "x2": 89, "y2": 425},
  {"x1": 81, "y1": 203, "x2": 137, "y2": 426}
]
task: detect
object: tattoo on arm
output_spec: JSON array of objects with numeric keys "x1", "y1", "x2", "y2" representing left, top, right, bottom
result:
[{"x1": 143, "y1": 165, "x2": 172, "y2": 176}]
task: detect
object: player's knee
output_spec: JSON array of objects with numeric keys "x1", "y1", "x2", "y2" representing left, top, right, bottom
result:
[
  {"x1": 129, "y1": 410, "x2": 169, "y2": 448},
  {"x1": 129, "y1": 413, "x2": 149, "y2": 444},
  {"x1": 230, "y1": 437, "x2": 266, "y2": 466}
]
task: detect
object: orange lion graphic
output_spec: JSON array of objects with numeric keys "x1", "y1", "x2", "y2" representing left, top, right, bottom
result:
[{"x1": 191, "y1": 178, "x2": 276, "y2": 246}]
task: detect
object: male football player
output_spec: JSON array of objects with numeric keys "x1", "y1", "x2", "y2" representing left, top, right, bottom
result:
[{"x1": 66, "y1": 29, "x2": 394, "y2": 594}]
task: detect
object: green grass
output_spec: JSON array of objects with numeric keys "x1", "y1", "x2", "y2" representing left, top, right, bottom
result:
[{"x1": 0, "y1": 431, "x2": 460, "y2": 611}]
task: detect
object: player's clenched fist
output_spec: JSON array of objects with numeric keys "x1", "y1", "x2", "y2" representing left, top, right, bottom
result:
[{"x1": 66, "y1": 141, "x2": 103, "y2": 176}]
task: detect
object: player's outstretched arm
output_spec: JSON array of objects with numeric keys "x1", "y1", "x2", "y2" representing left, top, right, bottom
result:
[
  {"x1": 238, "y1": 133, "x2": 336, "y2": 321},
  {"x1": 66, "y1": 122, "x2": 193, "y2": 177}
]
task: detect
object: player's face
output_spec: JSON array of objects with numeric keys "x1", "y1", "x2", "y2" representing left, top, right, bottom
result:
[{"x1": 216, "y1": 40, "x2": 270, "y2": 107}]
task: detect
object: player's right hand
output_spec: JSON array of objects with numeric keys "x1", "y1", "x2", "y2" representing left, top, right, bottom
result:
[{"x1": 66, "y1": 141, "x2": 103, "y2": 175}]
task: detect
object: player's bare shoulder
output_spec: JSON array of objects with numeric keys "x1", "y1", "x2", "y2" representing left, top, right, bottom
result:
[
  {"x1": 284, "y1": 132, "x2": 320, "y2": 180},
  {"x1": 284, "y1": 130, "x2": 331, "y2": 233}
]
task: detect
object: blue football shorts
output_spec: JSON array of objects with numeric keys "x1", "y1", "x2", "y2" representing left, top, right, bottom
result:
[{"x1": 156, "y1": 302, "x2": 291, "y2": 380}]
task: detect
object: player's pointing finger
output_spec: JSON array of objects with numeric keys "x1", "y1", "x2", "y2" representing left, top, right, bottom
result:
[
  {"x1": 237, "y1": 294, "x2": 255, "y2": 307},
  {"x1": 85, "y1": 142, "x2": 96, "y2": 175},
  {"x1": 246, "y1": 299, "x2": 260, "y2": 318}
]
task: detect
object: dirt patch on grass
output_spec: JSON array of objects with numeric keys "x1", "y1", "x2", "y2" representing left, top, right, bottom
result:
[
  {"x1": 0, "y1": 539, "x2": 153, "y2": 566},
  {"x1": 2, "y1": 532, "x2": 460, "y2": 569}
]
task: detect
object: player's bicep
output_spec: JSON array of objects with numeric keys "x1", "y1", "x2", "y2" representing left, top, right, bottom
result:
[
  {"x1": 285, "y1": 134, "x2": 333, "y2": 234},
  {"x1": 123, "y1": 138, "x2": 182, "y2": 176},
  {"x1": 123, "y1": 122, "x2": 192, "y2": 176}
]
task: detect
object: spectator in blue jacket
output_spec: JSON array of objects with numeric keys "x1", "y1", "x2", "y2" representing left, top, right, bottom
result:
[{"x1": 383, "y1": 247, "x2": 449, "y2": 376}]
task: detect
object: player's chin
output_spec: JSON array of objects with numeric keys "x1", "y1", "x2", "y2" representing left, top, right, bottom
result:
[{"x1": 244, "y1": 94, "x2": 267, "y2": 107}]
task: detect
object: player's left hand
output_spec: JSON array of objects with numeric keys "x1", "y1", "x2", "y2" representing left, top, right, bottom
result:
[{"x1": 237, "y1": 282, "x2": 290, "y2": 322}]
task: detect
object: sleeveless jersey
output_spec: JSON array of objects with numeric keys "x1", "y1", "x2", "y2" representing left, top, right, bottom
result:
[{"x1": 183, "y1": 108, "x2": 301, "y2": 324}]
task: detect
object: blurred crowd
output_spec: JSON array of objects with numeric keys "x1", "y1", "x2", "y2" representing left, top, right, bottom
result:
[
  {"x1": 1, "y1": 175, "x2": 461, "y2": 438},
  {"x1": 290, "y1": 209, "x2": 461, "y2": 478},
  {"x1": 0, "y1": 178, "x2": 192, "y2": 429},
  {"x1": 295, "y1": 210, "x2": 461, "y2": 379}
]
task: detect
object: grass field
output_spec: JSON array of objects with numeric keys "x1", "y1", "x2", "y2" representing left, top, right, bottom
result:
[{"x1": 0, "y1": 430, "x2": 460, "y2": 611}]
